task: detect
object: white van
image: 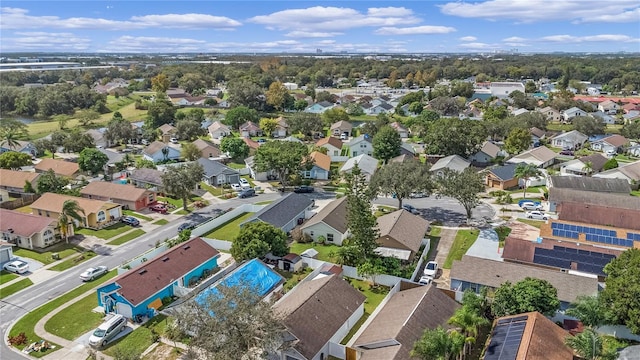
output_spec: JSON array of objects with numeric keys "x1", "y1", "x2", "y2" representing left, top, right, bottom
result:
[{"x1": 88, "y1": 314, "x2": 127, "y2": 348}]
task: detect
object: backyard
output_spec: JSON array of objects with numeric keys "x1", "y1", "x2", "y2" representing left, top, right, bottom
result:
[
  {"x1": 289, "y1": 242, "x2": 341, "y2": 263},
  {"x1": 340, "y1": 279, "x2": 390, "y2": 344},
  {"x1": 201, "y1": 213, "x2": 253, "y2": 240},
  {"x1": 443, "y1": 229, "x2": 479, "y2": 269}
]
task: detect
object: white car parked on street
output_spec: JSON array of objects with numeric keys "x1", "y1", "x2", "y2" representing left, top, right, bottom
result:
[{"x1": 525, "y1": 211, "x2": 549, "y2": 220}]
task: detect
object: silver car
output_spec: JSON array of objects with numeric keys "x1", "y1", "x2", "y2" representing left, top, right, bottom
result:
[
  {"x1": 526, "y1": 211, "x2": 549, "y2": 220},
  {"x1": 80, "y1": 266, "x2": 108, "y2": 281}
]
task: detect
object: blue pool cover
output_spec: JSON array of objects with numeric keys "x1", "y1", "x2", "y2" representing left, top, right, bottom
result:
[{"x1": 195, "y1": 258, "x2": 282, "y2": 306}]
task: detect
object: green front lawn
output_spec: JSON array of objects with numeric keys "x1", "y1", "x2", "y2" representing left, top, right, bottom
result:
[
  {"x1": 8, "y1": 270, "x2": 117, "y2": 356},
  {"x1": 632, "y1": 190, "x2": 640, "y2": 197},
  {"x1": 45, "y1": 293, "x2": 104, "y2": 340},
  {"x1": 108, "y1": 229, "x2": 146, "y2": 245},
  {"x1": 76, "y1": 223, "x2": 132, "y2": 240},
  {"x1": 0, "y1": 278, "x2": 34, "y2": 299},
  {"x1": 13, "y1": 246, "x2": 80, "y2": 265},
  {"x1": 123, "y1": 210, "x2": 152, "y2": 221},
  {"x1": 49, "y1": 251, "x2": 97, "y2": 271},
  {"x1": 0, "y1": 270, "x2": 19, "y2": 284},
  {"x1": 157, "y1": 196, "x2": 182, "y2": 208},
  {"x1": 103, "y1": 315, "x2": 168, "y2": 358},
  {"x1": 443, "y1": 229, "x2": 479, "y2": 269},
  {"x1": 200, "y1": 182, "x2": 225, "y2": 196},
  {"x1": 254, "y1": 201, "x2": 273, "y2": 205},
  {"x1": 227, "y1": 161, "x2": 246, "y2": 169},
  {"x1": 201, "y1": 212, "x2": 253, "y2": 240},
  {"x1": 152, "y1": 219, "x2": 169, "y2": 225},
  {"x1": 289, "y1": 242, "x2": 341, "y2": 263}
]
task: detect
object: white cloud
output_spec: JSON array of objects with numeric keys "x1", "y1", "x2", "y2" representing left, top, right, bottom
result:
[
  {"x1": 0, "y1": 7, "x2": 242, "y2": 30},
  {"x1": 375, "y1": 25, "x2": 456, "y2": 35},
  {"x1": 284, "y1": 31, "x2": 343, "y2": 38},
  {"x1": 540, "y1": 34, "x2": 636, "y2": 42},
  {"x1": 102, "y1": 35, "x2": 207, "y2": 52},
  {"x1": 458, "y1": 42, "x2": 500, "y2": 49},
  {"x1": 459, "y1": 36, "x2": 477, "y2": 41},
  {"x1": 2, "y1": 31, "x2": 91, "y2": 51},
  {"x1": 502, "y1": 36, "x2": 526, "y2": 42},
  {"x1": 248, "y1": 6, "x2": 420, "y2": 32},
  {"x1": 439, "y1": 0, "x2": 640, "y2": 23}
]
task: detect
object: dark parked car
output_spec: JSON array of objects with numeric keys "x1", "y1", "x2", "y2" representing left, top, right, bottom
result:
[
  {"x1": 293, "y1": 185, "x2": 314, "y2": 193},
  {"x1": 120, "y1": 216, "x2": 140, "y2": 227},
  {"x1": 150, "y1": 204, "x2": 168, "y2": 214},
  {"x1": 238, "y1": 188, "x2": 256, "y2": 198},
  {"x1": 559, "y1": 149, "x2": 574, "y2": 156},
  {"x1": 178, "y1": 223, "x2": 194, "y2": 232},
  {"x1": 402, "y1": 204, "x2": 419, "y2": 214}
]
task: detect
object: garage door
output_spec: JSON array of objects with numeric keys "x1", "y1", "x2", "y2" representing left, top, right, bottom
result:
[
  {"x1": 109, "y1": 207, "x2": 122, "y2": 220},
  {"x1": 116, "y1": 303, "x2": 132, "y2": 318}
]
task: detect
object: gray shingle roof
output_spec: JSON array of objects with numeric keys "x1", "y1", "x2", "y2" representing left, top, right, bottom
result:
[
  {"x1": 487, "y1": 163, "x2": 520, "y2": 181},
  {"x1": 376, "y1": 209, "x2": 429, "y2": 254},
  {"x1": 301, "y1": 197, "x2": 348, "y2": 234},
  {"x1": 549, "y1": 176, "x2": 630, "y2": 193},
  {"x1": 340, "y1": 154, "x2": 379, "y2": 175},
  {"x1": 197, "y1": 158, "x2": 238, "y2": 177},
  {"x1": 431, "y1": 155, "x2": 471, "y2": 172},
  {"x1": 130, "y1": 168, "x2": 164, "y2": 186},
  {"x1": 549, "y1": 188, "x2": 640, "y2": 210},
  {"x1": 244, "y1": 193, "x2": 313, "y2": 229}
]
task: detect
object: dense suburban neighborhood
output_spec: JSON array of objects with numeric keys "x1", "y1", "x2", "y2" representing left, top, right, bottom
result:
[{"x1": 1, "y1": 49, "x2": 640, "y2": 360}]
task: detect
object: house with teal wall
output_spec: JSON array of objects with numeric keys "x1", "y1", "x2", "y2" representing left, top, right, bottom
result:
[{"x1": 96, "y1": 237, "x2": 220, "y2": 319}]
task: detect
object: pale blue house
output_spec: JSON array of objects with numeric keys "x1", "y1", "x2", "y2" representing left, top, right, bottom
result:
[
  {"x1": 305, "y1": 101, "x2": 334, "y2": 114},
  {"x1": 142, "y1": 141, "x2": 181, "y2": 163}
]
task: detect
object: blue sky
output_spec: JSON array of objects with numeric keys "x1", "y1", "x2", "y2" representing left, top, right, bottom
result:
[{"x1": 1, "y1": 1, "x2": 639, "y2": 53}]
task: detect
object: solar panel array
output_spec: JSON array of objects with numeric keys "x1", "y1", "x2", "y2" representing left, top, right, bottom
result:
[
  {"x1": 484, "y1": 315, "x2": 528, "y2": 360},
  {"x1": 551, "y1": 223, "x2": 639, "y2": 248},
  {"x1": 533, "y1": 245, "x2": 616, "y2": 276}
]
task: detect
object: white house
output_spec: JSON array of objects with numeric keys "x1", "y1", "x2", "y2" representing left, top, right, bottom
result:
[
  {"x1": 142, "y1": 141, "x2": 181, "y2": 163},
  {"x1": 550, "y1": 130, "x2": 589, "y2": 150},
  {"x1": 348, "y1": 135, "x2": 373, "y2": 157},
  {"x1": 506, "y1": 146, "x2": 557, "y2": 168},
  {"x1": 272, "y1": 117, "x2": 289, "y2": 138},
  {"x1": 301, "y1": 197, "x2": 349, "y2": 245},
  {"x1": 537, "y1": 106, "x2": 562, "y2": 122},
  {"x1": 594, "y1": 160, "x2": 640, "y2": 184},
  {"x1": 315, "y1": 137, "x2": 344, "y2": 161},
  {"x1": 590, "y1": 135, "x2": 628, "y2": 154},
  {"x1": 244, "y1": 156, "x2": 277, "y2": 181},
  {"x1": 340, "y1": 154, "x2": 378, "y2": 181},
  {"x1": 490, "y1": 82, "x2": 525, "y2": 98},
  {"x1": 208, "y1": 121, "x2": 231, "y2": 140},
  {"x1": 563, "y1": 107, "x2": 587, "y2": 122},
  {"x1": 598, "y1": 100, "x2": 619, "y2": 115}
]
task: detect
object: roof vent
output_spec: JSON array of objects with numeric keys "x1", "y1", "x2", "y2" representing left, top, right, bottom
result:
[
  {"x1": 183, "y1": 245, "x2": 191, "y2": 250},
  {"x1": 138, "y1": 269, "x2": 147, "y2": 275},
  {"x1": 162, "y1": 257, "x2": 169, "y2": 262}
]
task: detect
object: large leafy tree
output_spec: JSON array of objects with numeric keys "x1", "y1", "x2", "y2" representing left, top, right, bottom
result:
[
  {"x1": 161, "y1": 162, "x2": 205, "y2": 211},
  {"x1": 180, "y1": 142, "x2": 202, "y2": 161},
  {"x1": 411, "y1": 326, "x2": 465, "y2": 360},
  {"x1": 345, "y1": 164, "x2": 379, "y2": 263},
  {"x1": 265, "y1": 81, "x2": 289, "y2": 111},
  {"x1": 227, "y1": 79, "x2": 265, "y2": 110},
  {"x1": 286, "y1": 112, "x2": 323, "y2": 137},
  {"x1": 151, "y1": 73, "x2": 170, "y2": 93},
  {"x1": 0, "y1": 152, "x2": 32, "y2": 170},
  {"x1": 503, "y1": 128, "x2": 532, "y2": 155},
  {"x1": 370, "y1": 160, "x2": 433, "y2": 208},
  {"x1": 36, "y1": 169, "x2": 69, "y2": 194},
  {"x1": 321, "y1": 107, "x2": 349, "y2": 126},
  {"x1": 58, "y1": 200, "x2": 85, "y2": 243},
  {"x1": 572, "y1": 115, "x2": 605, "y2": 137},
  {"x1": 372, "y1": 125, "x2": 402, "y2": 163},
  {"x1": 423, "y1": 118, "x2": 487, "y2": 157},
  {"x1": 33, "y1": 138, "x2": 57, "y2": 158},
  {"x1": 104, "y1": 113, "x2": 134, "y2": 146},
  {"x1": 78, "y1": 148, "x2": 109, "y2": 174},
  {"x1": 253, "y1": 141, "x2": 309, "y2": 189},
  {"x1": 145, "y1": 97, "x2": 176, "y2": 128},
  {"x1": 437, "y1": 168, "x2": 485, "y2": 222},
  {"x1": 175, "y1": 119, "x2": 204, "y2": 141},
  {"x1": 230, "y1": 222, "x2": 289, "y2": 261},
  {"x1": 600, "y1": 248, "x2": 640, "y2": 334},
  {"x1": 173, "y1": 282, "x2": 286, "y2": 360},
  {"x1": 220, "y1": 137, "x2": 250, "y2": 161},
  {"x1": 491, "y1": 277, "x2": 561, "y2": 317},
  {"x1": 259, "y1": 118, "x2": 279, "y2": 137},
  {"x1": 620, "y1": 120, "x2": 640, "y2": 140},
  {"x1": 223, "y1": 106, "x2": 259, "y2": 130},
  {"x1": 514, "y1": 163, "x2": 542, "y2": 199},
  {"x1": 62, "y1": 129, "x2": 95, "y2": 153}
]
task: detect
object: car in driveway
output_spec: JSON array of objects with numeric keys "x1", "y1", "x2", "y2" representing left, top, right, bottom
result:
[
  {"x1": 80, "y1": 266, "x2": 108, "y2": 281},
  {"x1": 88, "y1": 314, "x2": 127, "y2": 348},
  {"x1": 402, "y1": 204, "x2": 419, "y2": 214},
  {"x1": 238, "y1": 188, "x2": 256, "y2": 198},
  {"x1": 418, "y1": 276, "x2": 433, "y2": 285},
  {"x1": 293, "y1": 185, "x2": 314, "y2": 193},
  {"x1": 239, "y1": 178, "x2": 251, "y2": 189},
  {"x1": 230, "y1": 183, "x2": 242, "y2": 191},
  {"x1": 559, "y1": 149, "x2": 574, "y2": 156},
  {"x1": 423, "y1": 261, "x2": 438, "y2": 277},
  {"x1": 526, "y1": 211, "x2": 549, "y2": 220},
  {"x1": 120, "y1": 216, "x2": 140, "y2": 227},
  {"x1": 520, "y1": 202, "x2": 543, "y2": 211},
  {"x1": 3, "y1": 259, "x2": 29, "y2": 274},
  {"x1": 149, "y1": 204, "x2": 168, "y2": 214}
]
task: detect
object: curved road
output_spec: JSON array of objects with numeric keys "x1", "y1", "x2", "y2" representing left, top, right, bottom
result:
[{"x1": 0, "y1": 193, "x2": 282, "y2": 360}]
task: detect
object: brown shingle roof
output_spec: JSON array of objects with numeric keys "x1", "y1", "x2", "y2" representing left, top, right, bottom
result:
[
  {"x1": 112, "y1": 237, "x2": 219, "y2": 306},
  {"x1": 242, "y1": 137, "x2": 260, "y2": 149},
  {"x1": 31, "y1": 192, "x2": 119, "y2": 215},
  {"x1": 143, "y1": 141, "x2": 169, "y2": 156},
  {"x1": 34, "y1": 158, "x2": 79, "y2": 177},
  {"x1": 330, "y1": 120, "x2": 353, "y2": 131},
  {"x1": 511, "y1": 146, "x2": 557, "y2": 164},
  {"x1": 274, "y1": 275, "x2": 365, "y2": 360},
  {"x1": 549, "y1": 188, "x2": 639, "y2": 210},
  {"x1": 549, "y1": 176, "x2": 630, "y2": 193},
  {"x1": 480, "y1": 141, "x2": 501, "y2": 158},
  {"x1": 192, "y1": 139, "x2": 221, "y2": 157},
  {"x1": 80, "y1": 181, "x2": 150, "y2": 201},
  {"x1": 315, "y1": 136, "x2": 343, "y2": 149},
  {"x1": 352, "y1": 283, "x2": 460, "y2": 360},
  {"x1": 558, "y1": 202, "x2": 640, "y2": 231},
  {"x1": 130, "y1": 168, "x2": 164, "y2": 186},
  {"x1": 376, "y1": 210, "x2": 429, "y2": 254},
  {"x1": 0, "y1": 169, "x2": 39, "y2": 189},
  {"x1": 310, "y1": 151, "x2": 331, "y2": 171},
  {"x1": 158, "y1": 124, "x2": 176, "y2": 135},
  {"x1": 486, "y1": 312, "x2": 573, "y2": 360},
  {"x1": 577, "y1": 153, "x2": 609, "y2": 172},
  {"x1": 600, "y1": 134, "x2": 629, "y2": 147},
  {"x1": 450, "y1": 256, "x2": 598, "y2": 303},
  {"x1": 530, "y1": 127, "x2": 546, "y2": 138},
  {"x1": 301, "y1": 197, "x2": 348, "y2": 234},
  {"x1": 0, "y1": 209, "x2": 56, "y2": 238},
  {"x1": 615, "y1": 160, "x2": 640, "y2": 180}
]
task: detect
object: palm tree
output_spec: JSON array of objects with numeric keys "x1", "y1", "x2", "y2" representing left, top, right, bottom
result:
[
  {"x1": 582, "y1": 161, "x2": 593, "y2": 176},
  {"x1": 566, "y1": 295, "x2": 606, "y2": 329},
  {"x1": 514, "y1": 163, "x2": 542, "y2": 200},
  {"x1": 448, "y1": 307, "x2": 490, "y2": 359},
  {"x1": 412, "y1": 326, "x2": 465, "y2": 360},
  {"x1": 58, "y1": 200, "x2": 86, "y2": 243},
  {"x1": 0, "y1": 129, "x2": 21, "y2": 150},
  {"x1": 565, "y1": 328, "x2": 616, "y2": 360}
]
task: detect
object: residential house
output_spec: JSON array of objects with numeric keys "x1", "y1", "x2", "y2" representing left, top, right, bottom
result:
[
  {"x1": 399, "y1": 143, "x2": 417, "y2": 158},
  {"x1": 550, "y1": 130, "x2": 588, "y2": 149},
  {"x1": 0, "y1": 209, "x2": 58, "y2": 249},
  {"x1": 80, "y1": 181, "x2": 155, "y2": 211},
  {"x1": 273, "y1": 274, "x2": 366, "y2": 360},
  {"x1": 207, "y1": 121, "x2": 231, "y2": 140},
  {"x1": 628, "y1": 144, "x2": 640, "y2": 157},
  {"x1": 594, "y1": 160, "x2": 640, "y2": 184},
  {"x1": 97, "y1": 237, "x2": 220, "y2": 319},
  {"x1": 0, "y1": 169, "x2": 39, "y2": 194},
  {"x1": 559, "y1": 153, "x2": 608, "y2": 176},
  {"x1": 598, "y1": 99, "x2": 619, "y2": 115},
  {"x1": 98, "y1": 148, "x2": 124, "y2": 166},
  {"x1": 158, "y1": 124, "x2": 177, "y2": 142},
  {"x1": 129, "y1": 168, "x2": 164, "y2": 192},
  {"x1": 241, "y1": 193, "x2": 314, "y2": 233},
  {"x1": 0, "y1": 240, "x2": 14, "y2": 266},
  {"x1": 0, "y1": 140, "x2": 37, "y2": 158},
  {"x1": 590, "y1": 134, "x2": 628, "y2": 154},
  {"x1": 590, "y1": 111, "x2": 616, "y2": 125},
  {"x1": 469, "y1": 141, "x2": 506, "y2": 165},
  {"x1": 512, "y1": 108, "x2": 529, "y2": 116},
  {"x1": 624, "y1": 110, "x2": 640, "y2": 123},
  {"x1": 315, "y1": 137, "x2": 344, "y2": 161},
  {"x1": 197, "y1": 158, "x2": 240, "y2": 186},
  {"x1": 340, "y1": 154, "x2": 378, "y2": 182},
  {"x1": 239, "y1": 121, "x2": 262, "y2": 137},
  {"x1": 301, "y1": 197, "x2": 349, "y2": 245},
  {"x1": 537, "y1": 106, "x2": 562, "y2": 122},
  {"x1": 375, "y1": 209, "x2": 429, "y2": 261},
  {"x1": 622, "y1": 103, "x2": 640, "y2": 113},
  {"x1": 391, "y1": 154, "x2": 413, "y2": 164},
  {"x1": 562, "y1": 107, "x2": 587, "y2": 122},
  {"x1": 490, "y1": 82, "x2": 526, "y2": 97},
  {"x1": 303, "y1": 151, "x2": 330, "y2": 180},
  {"x1": 191, "y1": 139, "x2": 222, "y2": 159},
  {"x1": 529, "y1": 127, "x2": 548, "y2": 146},
  {"x1": 366, "y1": 102, "x2": 394, "y2": 115},
  {"x1": 507, "y1": 146, "x2": 557, "y2": 168},
  {"x1": 485, "y1": 163, "x2": 521, "y2": 190},
  {"x1": 349, "y1": 282, "x2": 460, "y2": 360},
  {"x1": 348, "y1": 135, "x2": 373, "y2": 157},
  {"x1": 548, "y1": 175, "x2": 630, "y2": 193},
  {"x1": 85, "y1": 129, "x2": 108, "y2": 148},
  {"x1": 430, "y1": 155, "x2": 471, "y2": 176},
  {"x1": 244, "y1": 156, "x2": 277, "y2": 181},
  {"x1": 35, "y1": 158, "x2": 79, "y2": 178},
  {"x1": 30, "y1": 192, "x2": 123, "y2": 230},
  {"x1": 389, "y1": 122, "x2": 409, "y2": 138},
  {"x1": 484, "y1": 312, "x2": 574, "y2": 360},
  {"x1": 272, "y1": 117, "x2": 288, "y2": 138},
  {"x1": 330, "y1": 120, "x2": 353, "y2": 137},
  {"x1": 450, "y1": 255, "x2": 598, "y2": 309},
  {"x1": 142, "y1": 141, "x2": 181, "y2": 163},
  {"x1": 305, "y1": 101, "x2": 335, "y2": 114},
  {"x1": 242, "y1": 137, "x2": 261, "y2": 152}
]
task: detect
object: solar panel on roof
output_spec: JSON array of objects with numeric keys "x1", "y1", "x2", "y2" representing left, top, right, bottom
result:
[{"x1": 485, "y1": 316, "x2": 528, "y2": 360}]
